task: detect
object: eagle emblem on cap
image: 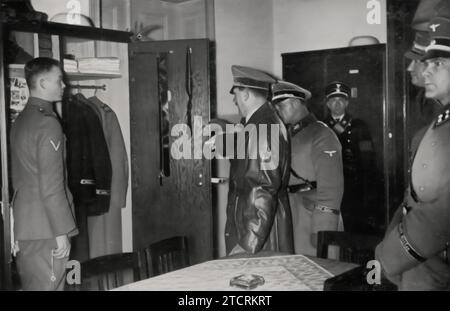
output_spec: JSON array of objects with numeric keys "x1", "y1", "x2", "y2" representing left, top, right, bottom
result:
[
  {"x1": 336, "y1": 83, "x2": 341, "y2": 91},
  {"x1": 430, "y1": 24, "x2": 440, "y2": 32}
]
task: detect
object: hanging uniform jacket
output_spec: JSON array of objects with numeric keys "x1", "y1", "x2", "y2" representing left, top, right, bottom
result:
[
  {"x1": 62, "y1": 94, "x2": 112, "y2": 261},
  {"x1": 85, "y1": 96, "x2": 129, "y2": 257}
]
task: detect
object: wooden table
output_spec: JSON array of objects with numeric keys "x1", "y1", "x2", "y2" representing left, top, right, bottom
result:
[{"x1": 115, "y1": 253, "x2": 358, "y2": 291}]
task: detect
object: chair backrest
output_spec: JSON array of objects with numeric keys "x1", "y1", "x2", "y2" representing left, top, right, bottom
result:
[
  {"x1": 317, "y1": 231, "x2": 383, "y2": 265},
  {"x1": 141, "y1": 236, "x2": 189, "y2": 278},
  {"x1": 73, "y1": 252, "x2": 140, "y2": 291}
]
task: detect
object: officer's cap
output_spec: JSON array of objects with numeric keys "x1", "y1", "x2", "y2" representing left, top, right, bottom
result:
[
  {"x1": 325, "y1": 81, "x2": 350, "y2": 99},
  {"x1": 422, "y1": 16, "x2": 450, "y2": 60},
  {"x1": 229, "y1": 65, "x2": 275, "y2": 94},
  {"x1": 271, "y1": 81, "x2": 311, "y2": 103},
  {"x1": 405, "y1": 31, "x2": 430, "y2": 60}
]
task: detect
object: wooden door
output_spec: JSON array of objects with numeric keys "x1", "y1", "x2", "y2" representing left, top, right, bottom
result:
[
  {"x1": 282, "y1": 45, "x2": 389, "y2": 233},
  {"x1": 129, "y1": 39, "x2": 213, "y2": 265}
]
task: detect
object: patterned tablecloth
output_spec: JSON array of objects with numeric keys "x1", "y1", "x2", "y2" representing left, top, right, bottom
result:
[{"x1": 115, "y1": 255, "x2": 335, "y2": 291}]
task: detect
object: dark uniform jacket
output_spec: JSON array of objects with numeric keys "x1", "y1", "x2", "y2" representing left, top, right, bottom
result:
[
  {"x1": 10, "y1": 97, "x2": 77, "y2": 240},
  {"x1": 376, "y1": 103, "x2": 450, "y2": 290},
  {"x1": 289, "y1": 114, "x2": 344, "y2": 235},
  {"x1": 85, "y1": 96, "x2": 128, "y2": 258},
  {"x1": 62, "y1": 94, "x2": 112, "y2": 261},
  {"x1": 324, "y1": 113, "x2": 375, "y2": 232},
  {"x1": 225, "y1": 102, "x2": 294, "y2": 254},
  {"x1": 62, "y1": 94, "x2": 112, "y2": 216}
]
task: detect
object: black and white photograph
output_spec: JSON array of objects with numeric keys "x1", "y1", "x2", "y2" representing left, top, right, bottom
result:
[{"x1": 0, "y1": 0, "x2": 449, "y2": 297}]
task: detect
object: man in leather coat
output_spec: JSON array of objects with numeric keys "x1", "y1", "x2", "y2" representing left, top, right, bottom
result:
[{"x1": 220, "y1": 65, "x2": 294, "y2": 255}]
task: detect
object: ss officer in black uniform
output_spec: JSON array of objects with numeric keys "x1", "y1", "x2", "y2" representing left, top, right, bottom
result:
[
  {"x1": 324, "y1": 82, "x2": 375, "y2": 234},
  {"x1": 376, "y1": 15, "x2": 450, "y2": 290}
]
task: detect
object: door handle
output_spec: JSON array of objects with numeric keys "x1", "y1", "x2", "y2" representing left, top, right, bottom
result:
[{"x1": 211, "y1": 177, "x2": 228, "y2": 184}]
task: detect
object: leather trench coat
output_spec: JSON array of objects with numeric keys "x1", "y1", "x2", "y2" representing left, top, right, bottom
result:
[{"x1": 224, "y1": 102, "x2": 294, "y2": 255}]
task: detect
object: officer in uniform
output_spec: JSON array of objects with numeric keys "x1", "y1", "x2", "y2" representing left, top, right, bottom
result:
[
  {"x1": 405, "y1": 31, "x2": 441, "y2": 145},
  {"x1": 375, "y1": 15, "x2": 450, "y2": 290},
  {"x1": 271, "y1": 81, "x2": 344, "y2": 256},
  {"x1": 10, "y1": 58, "x2": 78, "y2": 290},
  {"x1": 223, "y1": 65, "x2": 294, "y2": 255},
  {"x1": 323, "y1": 82, "x2": 375, "y2": 234}
]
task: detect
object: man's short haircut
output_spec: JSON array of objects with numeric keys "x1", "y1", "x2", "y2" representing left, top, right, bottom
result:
[
  {"x1": 24, "y1": 57, "x2": 61, "y2": 90},
  {"x1": 236, "y1": 86, "x2": 269, "y2": 100}
]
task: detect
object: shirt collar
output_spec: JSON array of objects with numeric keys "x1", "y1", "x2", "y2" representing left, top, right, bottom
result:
[{"x1": 245, "y1": 105, "x2": 261, "y2": 123}]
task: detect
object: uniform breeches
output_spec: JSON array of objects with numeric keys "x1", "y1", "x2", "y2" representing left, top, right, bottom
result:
[{"x1": 16, "y1": 239, "x2": 68, "y2": 291}]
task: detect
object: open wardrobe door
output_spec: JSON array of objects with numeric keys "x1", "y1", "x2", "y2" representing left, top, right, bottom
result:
[{"x1": 129, "y1": 39, "x2": 214, "y2": 265}]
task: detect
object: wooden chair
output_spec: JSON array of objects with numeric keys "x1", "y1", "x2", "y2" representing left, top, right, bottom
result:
[
  {"x1": 70, "y1": 252, "x2": 141, "y2": 291},
  {"x1": 317, "y1": 230, "x2": 383, "y2": 266},
  {"x1": 140, "y1": 236, "x2": 189, "y2": 278}
]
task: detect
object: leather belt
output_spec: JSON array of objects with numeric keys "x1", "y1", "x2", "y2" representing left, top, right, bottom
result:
[{"x1": 303, "y1": 203, "x2": 340, "y2": 215}]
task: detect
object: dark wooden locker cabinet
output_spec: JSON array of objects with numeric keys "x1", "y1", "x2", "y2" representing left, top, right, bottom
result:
[
  {"x1": 282, "y1": 44, "x2": 387, "y2": 233},
  {"x1": 129, "y1": 39, "x2": 213, "y2": 265}
]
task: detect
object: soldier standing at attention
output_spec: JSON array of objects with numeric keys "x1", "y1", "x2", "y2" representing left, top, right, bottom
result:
[
  {"x1": 271, "y1": 81, "x2": 344, "y2": 256},
  {"x1": 10, "y1": 57, "x2": 78, "y2": 290},
  {"x1": 376, "y1": 15, "x2": 450, "y2": 290},
  {"x1": 323, "y1": 82, "x2": 375, "y2": 234}
]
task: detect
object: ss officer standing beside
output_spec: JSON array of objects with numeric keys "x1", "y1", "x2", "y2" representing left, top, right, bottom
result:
[
  {"x1": 323, "y1": 82, "x2": 375, "y2": 234},
  {"x1": 375, "y1": 15, "x2": 450, "y2": 290},
  {"x1": 11, "y1": 57, "x2": 78, "y2": 290},
  {"x1": 271, "y1": 81, "x2": 344, "y2": 256}
]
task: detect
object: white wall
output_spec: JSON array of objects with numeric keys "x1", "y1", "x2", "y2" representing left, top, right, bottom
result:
[
  {"x1": 215, "y1": 0, "x2": 274, "y2": 117},
  {"x1": 273, "y1": 0, "x2": 387, "y2": 76}
]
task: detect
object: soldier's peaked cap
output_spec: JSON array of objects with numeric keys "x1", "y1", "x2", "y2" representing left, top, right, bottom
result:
[
  {"x1": 405, "y1": 31, "x2": 430, "y2": 60},
  {"x1": 423, "y1": 16, "x2": 450, "y2": 60},
  {"x1": 271, "y1": 80, "x2": 311, "y2": 103},
  {"x1": 229, "y1": 65, "x2": 276, "y2": 94},
  {"x1": 325, "y1": 81, "x2": 350, "y2": 99}
]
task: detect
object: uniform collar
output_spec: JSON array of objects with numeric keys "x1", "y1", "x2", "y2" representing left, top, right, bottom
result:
[
  {"x1": 327, "y1": 113, "x2": 352, "y2": 127},
  {"x1": 291, "y1": 113, "x2": 317, "y2": 136},
  {"x1": 28, "y1": 97, "x2": 54, "y2": 113}
]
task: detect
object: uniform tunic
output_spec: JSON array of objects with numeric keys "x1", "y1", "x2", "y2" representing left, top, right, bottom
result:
[
  {"x1": 324, "y1": 114, "x2": 375, "y2": 233},
  {"x1": 289, "y1": 113, "x2": 344, "y2": 256},
  {"x1": 376, "y1": 103, "x2": 450, "y2": 290},
  {"x1": 11, "y1": 97, "x2": 78, "y2": 290}
]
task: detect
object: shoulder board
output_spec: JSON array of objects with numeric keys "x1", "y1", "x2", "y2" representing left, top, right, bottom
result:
[
  {"x1": 434, "y1": 108, "x2": 450, "y2": 128},
  {"x1": 315, "y1": 121, "x2": 329, "y2": 128},
  {"x1": 38, "y1": 108, "x2": 58, "y2": 119}
]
